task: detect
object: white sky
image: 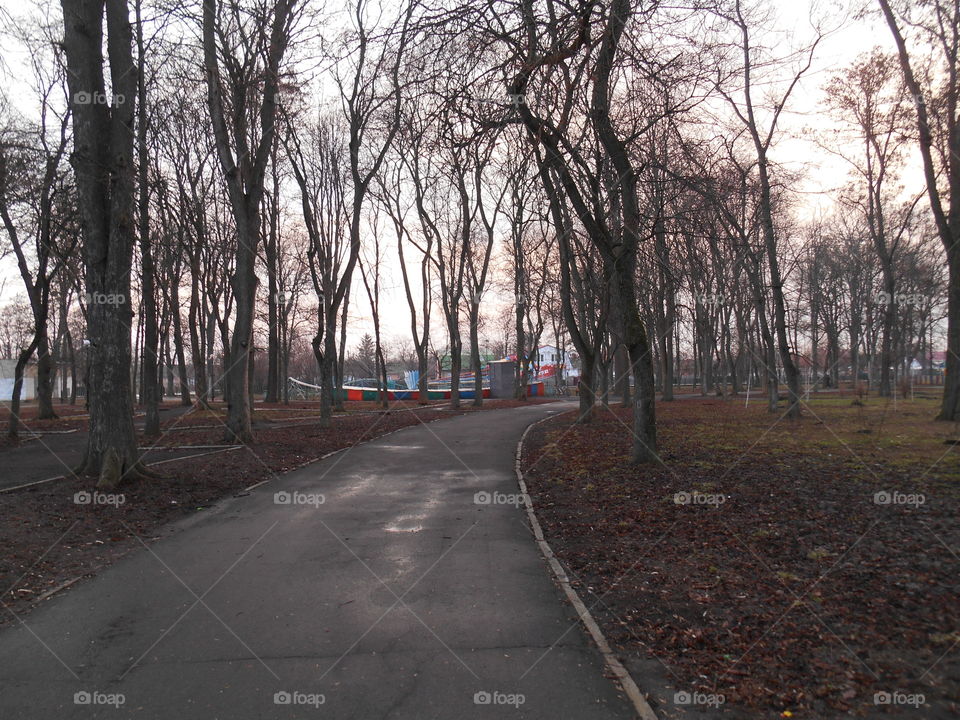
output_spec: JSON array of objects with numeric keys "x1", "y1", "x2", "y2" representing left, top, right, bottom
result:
[{"x1": 0, "y1": 0, "x2": 932, "y2": 355}]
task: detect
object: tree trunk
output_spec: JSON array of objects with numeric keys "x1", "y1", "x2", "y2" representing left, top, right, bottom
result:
[
  {"x1": 470, "y1": 304, "x2": 483, "y2": 407},
  {"x1": 7, "y1": 338, "x2": 39, "y2": 439},
  {"x1": 171, "y1": 288, "x2": 191, "y2": 405},
  {"x1": 202, "y1": 0, "x2": 293, "y2": 440},
  {"x1": 514, "y1": 302, "x2": 527, "y2": 400},
  {"x1": 335, "y1": 287, "x2": 350, "y2": 412},
  {"x1": 188, "y1": 274, "x2": 208, "y2": 407},
  {"x1": 614, "y1": 342, "x2": 630, "y2": 406},
  {"x1": 577, "y1": 355, "x2": 595, "y2": 424},
  {"x1": 36, "y1": 330, "x2": 57, "y2": 419},
  {"x1": 322, "y1": 313, "x2": 337, "y2": 421},
  {"x1": 940, "y1": 254, "x2": 960, "y2": 419},
  {"x1": 62, "y1": 0, "x2": 143, "y2": 487},
  {"x1": 136, "y1": 0, "x2": 160, "y2": 436},
  {"x1": 449, "y1": 330, "x2": 462, "y2": 410},
  {"x1": 264, "y1": 191, "x2": 280, "y2": 403},
  {"x1": 67, "y1": 327, "x2": 77, "y2": 406}
]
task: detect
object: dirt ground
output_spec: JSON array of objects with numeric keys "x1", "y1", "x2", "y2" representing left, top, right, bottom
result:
[{"x1": 520, "y1": 390, "x2": 958, "y2": 718}]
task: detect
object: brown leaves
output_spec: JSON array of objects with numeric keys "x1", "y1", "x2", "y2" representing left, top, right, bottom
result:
[{"x1": 521, "y1": 397, "x2": 959, "y2": 716}]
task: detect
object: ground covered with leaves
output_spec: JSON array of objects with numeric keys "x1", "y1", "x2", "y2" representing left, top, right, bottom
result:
[
  {"x1": 0, "y1": 404, "x2": 95, "y2": 445},
  {"x1": 0, "y1": 397, "x2": 554, "y2": 626},
  {"x1": 520, "y1": 391, "x2": 958, "y2": 718}
]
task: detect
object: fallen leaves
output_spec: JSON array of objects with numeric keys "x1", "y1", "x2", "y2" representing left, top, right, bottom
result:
[{"x1": 521, "y1": 396, "x2": 959, "y2": 717}]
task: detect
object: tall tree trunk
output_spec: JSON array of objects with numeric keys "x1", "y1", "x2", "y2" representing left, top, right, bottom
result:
[
  {"x1": 67, "y1": 327, "x2": 77, "y2": 405},
  {"x1": 879, "y1": 266, "x2": 896, "y2": 397},
  {"x1": 577, "y1": 354, "x2": 595, "y2": 423},
  {"x1": 514, "y1": 293, "x2": 527, "y2": 400},
  {"x1": 171, "y1": 287, "x2": 191, "y2": 405},
  {"x1": 188, "y1": 269, "x2": 208, "y2": 407},
  {"x1": 449, "y1": 327, "x2": 462, "y2": 410},
  {"x1": 264, "y1": 168, "x2": 280, "y2": 403},
  {"x1": 7, "y1": 337, "x2": 39, "y2": 439},
  {"x1": 322, "y1": 311, "x2": 337, "y2": 422},
  {"x1": 36, "y1": 330, "x2": 57, "y2": 420},
  {"x1": 335, "y1": 285, "x2": 350, "y2": 412},
  {"x1": 202, "y1": 0, "x2": 293, "y2": 441},
  {"x1": 62, "y1": 0, "x2": 143, "y2": 487},
  {"x1": 136, "y1": 0, "x2": 160, "y2": 435},
  {"x1": 878, "y1": 0, "x2": 960, "y2": 421},
  {"x1": 470, "y1": 304, "x2": 483, "y2": 407},
  {"x1": 611, "y1": 340, "x2": 627, "y2": 405}
]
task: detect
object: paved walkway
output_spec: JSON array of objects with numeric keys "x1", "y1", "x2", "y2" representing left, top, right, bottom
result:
[
  {"x1": 0, "y1": 403, "x2": 199, "y2": 491},
  {"x1": 0, "y1": 402, "x2": 636, "y2": 719}
]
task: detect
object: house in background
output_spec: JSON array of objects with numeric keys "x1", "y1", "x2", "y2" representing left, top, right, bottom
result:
[
  {"x1": 534, "y1": 345, "x2": 578, "y2": 379},
  {"x1": 908, "y1": 351, "x2": 946, "y2": 382},
  {"x1": 0, "y1": 359, "x2": 36, "y2": 401},
  {"x1": 511, "y1": 345, "x2": 579, "y2": 382}
]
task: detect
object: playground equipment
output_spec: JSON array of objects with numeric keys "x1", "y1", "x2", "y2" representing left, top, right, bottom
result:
[
  {"x1": 287, "y1": 373, "x2": 546, "y2": 402},
  {"x1": 287, "y1": 377, "x2": 491, "y2": 401}
]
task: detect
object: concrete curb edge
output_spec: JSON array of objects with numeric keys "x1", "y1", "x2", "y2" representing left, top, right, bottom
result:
[{"x1": 515, "y1": 413, "x2": 659, "y2": 720}]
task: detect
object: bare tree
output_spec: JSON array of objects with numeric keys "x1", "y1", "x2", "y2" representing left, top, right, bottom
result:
[
  {"x1": 877, "y1": 0, "x2": 960, "y2": 420},
  {"x1": 202, "y1": 0, "x2": 297, "y2": 442},
  {"x1": 375, "y1": 153, "x2": 433, "y2": 403},
  {"x1": 824, "y1": 49, "x2": 920, "y2": 397},
  {"x1": 61, "y1": 0, "x2": 144, "y2": 486},
  {"x1": 0, "y1": 15, "x2": 73, "y2": 435},
  {"x1": 712, "y1": 0, "x2": 824, "y2": 418}
]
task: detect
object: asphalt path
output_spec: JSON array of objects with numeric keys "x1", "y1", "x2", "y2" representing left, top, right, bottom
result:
[
  {"x1": 0, "y1": 401, "x2": 637, "y2": 719},
  {"x1": 0, "y1": 404, "x2": 203, "y2": 491}
]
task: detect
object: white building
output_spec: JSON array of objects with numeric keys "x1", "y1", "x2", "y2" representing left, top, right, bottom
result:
[
  {"x1": 532, "y1": 345, "x2": 579, "y2": 380},
  {"x1": 0, "y1": 359, "x2": 36, "y2": 401}
]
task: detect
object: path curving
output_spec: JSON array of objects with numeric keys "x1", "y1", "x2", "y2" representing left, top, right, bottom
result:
[{"x1": 0, "y1": 401, "x2": 637, "y2": 719}]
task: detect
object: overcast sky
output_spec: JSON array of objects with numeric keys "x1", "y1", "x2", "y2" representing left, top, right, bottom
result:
[{"x1": 0, "y1": 0, "x2": 927, "y2": 355}]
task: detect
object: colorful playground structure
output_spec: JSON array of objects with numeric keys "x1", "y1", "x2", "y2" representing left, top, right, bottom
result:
[{"x1": 288, "y1": 368, "x2": 547, "y2": 402}]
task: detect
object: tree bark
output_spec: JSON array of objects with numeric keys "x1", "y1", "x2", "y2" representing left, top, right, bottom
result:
[
  {"x1": 202, "y1": 0, "x2": 294, "y2": 442},
  {"x1": 136, "y1": 0, "x2": 160, "y2": 436},
  {"x1": 62, "y1": 0, "x2": 143, "y2": 487}
]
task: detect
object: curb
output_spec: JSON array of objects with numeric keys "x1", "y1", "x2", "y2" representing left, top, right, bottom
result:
[{"x1": 515, "y1": 413, "x2": 659, "y2": 720}]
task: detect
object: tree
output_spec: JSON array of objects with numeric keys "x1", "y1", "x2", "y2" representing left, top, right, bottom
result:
[
  {"x1": 713, "y1": 0, "x2": 823, "y2": 418},
  {"x1": 509, "y1": 0, "x2": 658, "y2": 458},
  {"x1": 61, "y1": 0, "x2": 144, "y2": 487},
  {"x1": 0, "y1": 14, "x2": 74, "y2": 434},
  {"x1": 134, "y1": 0, "x2": 161, "y2": 434},
  {"x1": 202, "y1": 0, "x2": 298, "y2": 443},
  {"x1": 824, "y1": 49, "x2": 918, "y2": 397},
  {"x1": 877, "y1": 0, "x2": 960, "y2": 420},
  {"x1": 375, "y1": 152, "x2": 433, "y2": 404},
  {"x1": 358, "y1": 210, "x2": 389, "y2": 406}
]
